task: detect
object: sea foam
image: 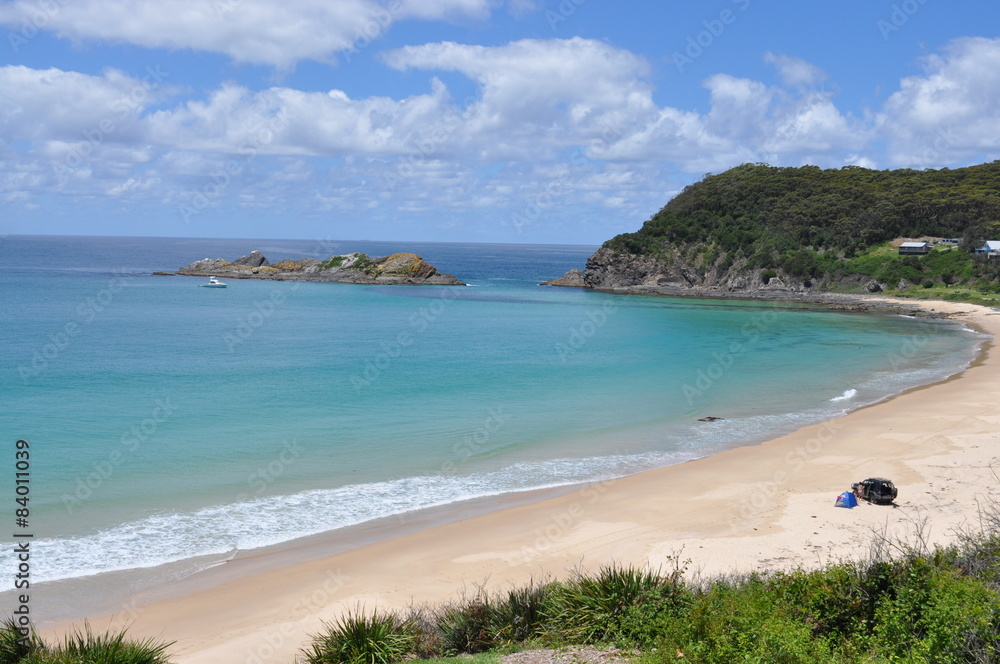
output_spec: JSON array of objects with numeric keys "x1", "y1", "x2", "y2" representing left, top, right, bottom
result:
[{"x1": 830, "y1": 388, "x2": 858, "y2": 402}]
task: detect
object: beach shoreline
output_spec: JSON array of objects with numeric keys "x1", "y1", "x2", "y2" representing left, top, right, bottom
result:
[{"x1": 39, "y1": 296, "x2": 1000, "y2": 664}]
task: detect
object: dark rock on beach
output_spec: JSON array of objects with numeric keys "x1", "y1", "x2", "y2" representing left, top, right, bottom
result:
[{"x1": 177, "y1": 251, "x2": 465, "y2": 285}]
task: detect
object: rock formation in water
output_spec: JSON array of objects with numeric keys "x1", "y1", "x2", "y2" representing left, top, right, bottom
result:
[{"x1": 177, "y1": 251, "x2": 465, "y2": 285}]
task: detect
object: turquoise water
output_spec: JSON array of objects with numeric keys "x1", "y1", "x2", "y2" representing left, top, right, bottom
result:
[{"x1": 0, "y1": 236, "x2": 985, "y2": 587}]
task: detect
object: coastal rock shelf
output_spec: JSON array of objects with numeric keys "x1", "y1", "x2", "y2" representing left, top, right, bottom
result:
[{"x1": 176, "y1": 250, "x2": 465, "y2": 285}]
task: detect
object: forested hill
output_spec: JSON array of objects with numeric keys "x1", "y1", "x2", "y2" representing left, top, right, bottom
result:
[{"x1": 587, "y1": 162, "x2": 1000, "y2": 296}]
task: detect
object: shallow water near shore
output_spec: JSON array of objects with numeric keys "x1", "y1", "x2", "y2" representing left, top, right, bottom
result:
[{"x1": 0, "y1": 235, "x2": 984, "y2": 597}]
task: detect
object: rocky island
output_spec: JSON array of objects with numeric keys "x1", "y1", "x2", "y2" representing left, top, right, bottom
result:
[{"x1": 175, "y1": 250, "x2": 465, "y2": 285}]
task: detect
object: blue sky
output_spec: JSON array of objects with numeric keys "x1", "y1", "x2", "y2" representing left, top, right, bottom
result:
[{"x1": 1, "y1": 0, "x2": 998, "y2": 244}]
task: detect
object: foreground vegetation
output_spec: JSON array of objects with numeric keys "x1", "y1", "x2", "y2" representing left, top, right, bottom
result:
[
  {"x1": 298, "y1": 525, "x2": 1000, "y2": 664},
  {"x1": 604, "y1": 162, "x2": 1000, "y2": 291},
  {"x1": 0, "y1": 622, "x2": 172, "y2": 664},
  {"x1": 8, "y1": 522, "x2": 1000, "y2": 663}
]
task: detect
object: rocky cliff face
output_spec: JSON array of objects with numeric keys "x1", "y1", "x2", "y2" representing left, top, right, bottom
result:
[
  {"x1": 565, "y1": 246, "x2": 812, "y2": 293},
  {"x1": 583, "y1": 247, "x2": 693, "y2": 289},
  {"x1": 177, "y1": 251, "x2": 464, "y2": 285}
]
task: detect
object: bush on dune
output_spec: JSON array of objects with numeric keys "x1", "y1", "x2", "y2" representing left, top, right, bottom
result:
[
  {"x1": 303, "y1": 609, "x2": 414, "y2": 664},
  {"x1": 12, "y1": 531, "x2": 1000, "y2": 663},
  {"x1": 0, "y1": 620, "x2": 172, "y2": 664},
  {"x1": 299, "y1": 527, "x2": 1000, "y2": 664}
]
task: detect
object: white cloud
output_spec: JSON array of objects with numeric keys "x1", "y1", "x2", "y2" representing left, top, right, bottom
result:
[
  {"x1": 382, "y1": 37, "x2": 655, "y2": 144},
  {"x1": 0, "y1": 66, "x2": 173, "y2": 142},
  {"x1": 763, "y1": 52, "x2": 826, "y2": 88},
  {"x1": 3, "y1": 37, "x2": 1000, "y2": 240},
  {"x1": 396, "y1": 0, "x2": 493, "y2": 21},
  {"x1": 880, "y1": 37, "x2": 1000, "y2": 166},
  {"x1": 0, "y1": 0, "x2": 499, "y2": 68}
]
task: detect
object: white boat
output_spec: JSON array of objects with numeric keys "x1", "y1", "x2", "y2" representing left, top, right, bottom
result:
[{"x1": 199, "y1": 276, "x2": 227, "y2": 288}]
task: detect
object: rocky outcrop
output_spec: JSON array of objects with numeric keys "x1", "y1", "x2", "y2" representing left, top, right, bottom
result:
[
  {"x1": 377, "y1": 253, "x2": 439, "y2": 280},
  {"x1": 863, "y1": 279, "x2": 887, "y2": 293},
  {"x1": 541, "y1": 269, "x2": 586, "y2": 288},
  {"x1": 176, "y1": 251, "x2": 464, "y2": 285},
  {"x1": 233, "y1": 250, "x2": 269, "y2": 268},
  {"x1": 583, "y1": 247, "x2": 681, "y2": 289},
  {"x1": 574, "y1": 246, "x2": 816, "y2": 295}
]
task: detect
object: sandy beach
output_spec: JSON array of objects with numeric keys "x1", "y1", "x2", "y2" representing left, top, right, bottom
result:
[{"x1": 43, "y1": 297, "x2": 1000, "y2": 664}]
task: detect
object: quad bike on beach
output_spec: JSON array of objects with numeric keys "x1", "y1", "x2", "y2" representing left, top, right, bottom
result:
[{"x1": 852, "y1": 478, "x2": 898, "y2": 505}]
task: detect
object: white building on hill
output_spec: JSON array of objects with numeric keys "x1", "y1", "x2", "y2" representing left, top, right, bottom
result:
[{"x1": 977, "y1": 241, "x2": 1000, "y2": 256}]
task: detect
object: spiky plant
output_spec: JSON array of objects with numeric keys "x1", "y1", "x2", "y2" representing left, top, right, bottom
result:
[
  {"x1": 546, "y1": 564, "x2": 673, "y2": 643},
  {"x1": 303, "y1": 608, "x2": 414, "y2": 664},
  {"x1": 58, "y1": 624, "x2": 173, "y2": 664},
  {"x1": 0, "y1": 618, "x2": 43, "y2": 664}
]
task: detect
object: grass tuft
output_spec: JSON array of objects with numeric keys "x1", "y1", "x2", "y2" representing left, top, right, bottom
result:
[
  {"x1": 545, "y1": 564, "x2": 685, "y2": 645},
  {"x1": 0, "y1": 620, "x2": 172, "y2": 664},
  {"x1": 303, "y1": 608, "x2": 415, "y2": 664}
]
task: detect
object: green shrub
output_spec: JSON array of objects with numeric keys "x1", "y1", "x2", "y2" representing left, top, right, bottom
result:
[
  {"x1": 546, "y1": 565, "x2": 683, "y2": 644},
  {"x1": 865, "y1": 557, "x2": 1000, "y2": 663},
  {"x1": 435, "y1": 601, "x2": 494, "y2": 656},
  {"x1": 56, "y1": 624, "x2": 172, "y2": 664},
  {"x1": 488, "y1": 584, "x2": 550, "y2": 645},
  {"x1": 0, "y1": 620, "x2": 172, "y2": 664},
  {"x1": 350, "y1": 254, "x2": 379, "y2": 276},
  {"x1": 304, "y1": 609, "x2": 414, "y2": 664},
  {"x1": 317, "y1": 255, "x2": 347, "y2": 270},
  {"x1": 0, "y1": 618, "x2": 38, "y2": 664},
  {"x1": 654, "y1": 577, "x2": 834, "y2": 664}
]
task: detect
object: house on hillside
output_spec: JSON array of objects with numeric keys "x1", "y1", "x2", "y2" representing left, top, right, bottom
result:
[
  {"x1": 898, "y1": 241, "x2": 930, "y2": 255},
  {"x1": 976, "y1": 240, "x2": 1000, "y2": 256}
]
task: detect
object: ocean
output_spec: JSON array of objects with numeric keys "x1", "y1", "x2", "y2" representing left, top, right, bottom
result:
[{"x1": 0, "y1": 235, "x2": 985, "y2": 602}]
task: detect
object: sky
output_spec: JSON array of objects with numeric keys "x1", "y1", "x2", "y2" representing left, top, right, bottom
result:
[{"x1": 0, "y1": 0, "x2": 999, "y2": 244}]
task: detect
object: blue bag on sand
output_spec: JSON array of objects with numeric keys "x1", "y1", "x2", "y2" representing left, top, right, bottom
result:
[{"x1": 835, "y1": 491, "x2": 858, "y2": 509}]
